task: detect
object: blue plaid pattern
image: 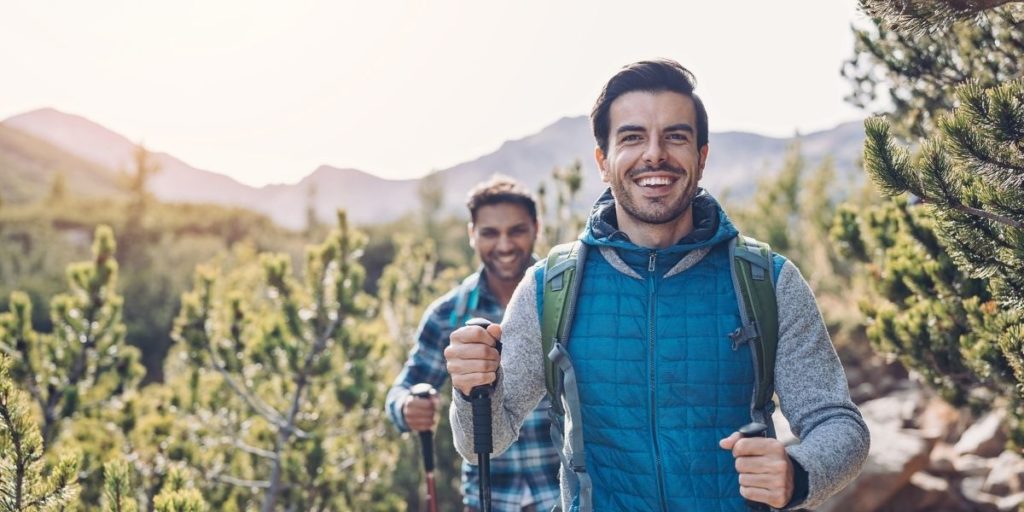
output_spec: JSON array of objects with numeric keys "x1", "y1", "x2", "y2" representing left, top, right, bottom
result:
[{"x1": 386, "y1": 268, "x2": 560, "y2": 512}]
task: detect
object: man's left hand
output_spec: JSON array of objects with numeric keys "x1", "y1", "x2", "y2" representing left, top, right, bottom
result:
[{"x1": 719, "y1": 432, "x2": 794, "y2": 509}]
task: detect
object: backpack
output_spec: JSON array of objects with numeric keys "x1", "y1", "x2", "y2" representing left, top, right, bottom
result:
[{"x1": 539, "y1": 235, "x2": 779, "y2": 419}]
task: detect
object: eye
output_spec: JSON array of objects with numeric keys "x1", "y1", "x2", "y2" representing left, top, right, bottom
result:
[
  {"x1": 620, "y1": 133, "x2": 643, "y2": 144},
  {"x1": 667, "y1": 132, "x2": 690, "y2": 142}
]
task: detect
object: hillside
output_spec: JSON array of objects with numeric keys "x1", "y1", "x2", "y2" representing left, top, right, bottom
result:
[
  {"x1": 2, "y1": 109, "x2": 866, "y2": 227},
  {"x1": 0, "y1": 122, "x2": 124, "y2": 204}
]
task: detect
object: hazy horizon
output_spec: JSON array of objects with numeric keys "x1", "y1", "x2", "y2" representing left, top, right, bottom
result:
[{"x1": 1, "y1": 1, "x2": 869, "y2": 187}]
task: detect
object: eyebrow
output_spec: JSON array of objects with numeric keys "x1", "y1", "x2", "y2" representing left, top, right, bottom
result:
[
  {"x1": 664, "y1": 123, "x2": 695, "y2": 134},
  {"x1": 616, "y1": 124, "x2": 646, "y2": 135},
  {"x1": 616, "y1": 123, "x2": 695, "y2": 135}
]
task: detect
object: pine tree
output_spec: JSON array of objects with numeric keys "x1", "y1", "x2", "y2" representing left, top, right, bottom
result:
[
  {"x1": 0, "y1": 225, "x2": 146, "y2": 507},
  {"x1": 378, "y1": 236, "x2": 465, "y2": 511},
  {"x1": 0, "y1": 355, "x2": 79, "y2": 510},
  {"x1": 858, "y1": 0, "x2": 1024, "y2": 34},
  {"x1": 836, "y1": 0, "x2": 1024, "y2": 445},
  {"x1": 843, "y1": 3, "x2": 1023, "y2": 138},
  {"x1": 536, "y1": 159, "x2": 585, "y2": 253},
  {"x1": 47, "y1": 172, "x2": 67, "y2": 205},
  {"x1": 0, "y1": 225, "x2": 145, "y2": 444},
  {"x1": 172, "y1": 210, "x2": 402, "y2": 511}
]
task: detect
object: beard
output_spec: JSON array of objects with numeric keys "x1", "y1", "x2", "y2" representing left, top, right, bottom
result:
[
  {"x1": 611, "y1": 163, "x2": 699, "y2": 225},
  {"x1": 481, "y1": 250, "x2": 531, "y2": 282}
]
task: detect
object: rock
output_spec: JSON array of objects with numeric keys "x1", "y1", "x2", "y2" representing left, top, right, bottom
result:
[
  {"x1": 927, "y1": 442, "x2": 958, "y2": 475},
  {"x1": 983, "y1": 450, "x2": 1024, "y2": 495},
  {"x1": 858, "y1": 387, "x2": 927, "y2": 429},
  {"x1": 996, "y1": 492, "x2": 1024, "y2": 511},
  {"x1": 954, "y1": 453, "x2": 996, "y2": 477},
  {"x1": 878, "y1": 472, "x2": 962, "y2": 512},
  {"x1": 954, "y1": 409, "x2": 1007, "y2": 458},
  {"x1": 817, "y1": 420, "x2": 934, "y2": 512},
  {"x1": 918, "y1": 396, "x2": 960, "y2": 442},
  {"x1": 961, "y1": 475, "x2": 1002, "y2": 512}
]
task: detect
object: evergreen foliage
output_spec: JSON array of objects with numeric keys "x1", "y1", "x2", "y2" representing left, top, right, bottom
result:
[
  {"x1": 537, "y1": 159, "x2": 585, "y2": 253},
  {"x1": 858, "y1": 0, "x2": 1024, "y2": 34},
  {"x1": 0, "y1": 225, "x2": 144, "y2": 444},
  {"x1": 0, "y1": 355, "x2": 79, "y2": 511},
  {"x1": 839, "y1": 1, "x2": 1024, "y2": 446},
  {"x1": 843, "y1": 3, "x2": 1024, "y2": 138},
  {"x1": 378, "y1": 236, "x2": 465, "y2": 511},
  {"x1": 171, "y1": 210, "x2": 402, "y2": 511}
]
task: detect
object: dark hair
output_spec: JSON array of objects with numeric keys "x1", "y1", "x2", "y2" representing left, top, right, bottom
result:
[
  {"x1": 591, "y1": 59, "x2": 709, "y2": 154},
  {"x1": 465, "y1": 175, "x2": 538, "y2": 223}
]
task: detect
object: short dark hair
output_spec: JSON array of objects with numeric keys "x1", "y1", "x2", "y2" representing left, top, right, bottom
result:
[
  {"x1": 591, "y1": 59, "x2": 709, "y2": 154},
  {"x1": 465, "y1": 175, "x2": 538, "y2": 223}
]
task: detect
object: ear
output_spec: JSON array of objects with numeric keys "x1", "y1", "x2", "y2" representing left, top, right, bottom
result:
[
  {"x1": 467, "y1": 221, "x2": 476, "y2": 249},
  {"x1": 595, "y1": 146, "x2": 611, "y2": 184},
  {"x1": 697, "y1": 144, "x2": 709, "y2": 181}
]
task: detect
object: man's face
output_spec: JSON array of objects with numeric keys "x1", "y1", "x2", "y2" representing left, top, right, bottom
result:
[
  {"x1": 596, "y1": 90, "x2": 708, "y2": 225},
  {"x1": 469, "y1": 202, "x2": 538, "y2": 283}
]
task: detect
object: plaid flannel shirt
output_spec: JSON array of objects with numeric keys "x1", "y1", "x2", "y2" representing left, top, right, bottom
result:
[{"x1": 386, "y1": 267, "x2": 560, "y2": 512}]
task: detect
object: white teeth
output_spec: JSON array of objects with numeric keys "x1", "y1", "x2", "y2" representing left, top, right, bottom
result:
[{"x1": 637, "y1": 176, "x2": 674, "y2": 187}]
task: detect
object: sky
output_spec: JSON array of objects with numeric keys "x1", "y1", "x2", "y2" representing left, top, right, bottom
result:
[{"x1": 0, "y1": 1, "x2": 870, "y2": 187}]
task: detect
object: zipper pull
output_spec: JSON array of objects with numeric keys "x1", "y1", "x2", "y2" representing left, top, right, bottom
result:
[{"x1": 648, "y1": 251, "x2": 656, "y2": 272}]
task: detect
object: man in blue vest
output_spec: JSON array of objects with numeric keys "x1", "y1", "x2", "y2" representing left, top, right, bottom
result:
[
  {"x1": 386, "y1": 176, "x2": 560, "y2": 512},
  {"x1": 445, "y1": 60, "x2": 870, "y2": 511}
]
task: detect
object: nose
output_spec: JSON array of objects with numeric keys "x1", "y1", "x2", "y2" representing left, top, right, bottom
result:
[
  {"x1": 496, "y1": 234, "x2": 514, "y2": 252},
  {"x1": 642, "y1": 137, "x2": 665, "y2": 165}
]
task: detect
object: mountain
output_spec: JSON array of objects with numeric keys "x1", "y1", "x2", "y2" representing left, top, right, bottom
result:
[
  {"x1": 0, "y1": 121, "x2": 124, "y2": 204},
  {"x1": 1, "y1": 109, "x2": 866, "y2": 228}
]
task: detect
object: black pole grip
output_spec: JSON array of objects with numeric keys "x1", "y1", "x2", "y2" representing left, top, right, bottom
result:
[
  {"x1": 418, "y1": 430, "x2": 435, "y2": 472},
  {"x1": 408, "y1": 383, "x2": 438, "y2": 473},
  {"x1": 464, "y1": 317, "x2": 497, "y2": 512},
  {"x1": 739, "y1": 422, "x2": 769, "y2": 511},
  {"x1": 470, "y1": 389, "x2": 493, "y2": 454}
]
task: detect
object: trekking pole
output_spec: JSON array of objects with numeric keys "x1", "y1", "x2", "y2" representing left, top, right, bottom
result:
[
  {"x1": 409, "y1": 383, "x2": 439, "y2": 512},
  {"x1": 738, "y1": 422, "x2": 769, "y2": 512},
  {"x1": 465, "y1": 318, "x2": 500, "y2": 512}
]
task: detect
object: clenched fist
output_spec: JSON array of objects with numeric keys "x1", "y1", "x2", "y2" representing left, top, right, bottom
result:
[
  {"x1": 719, "y1": 432, "x2": 795, "y2": 509},
  {"x1": 444, "y1": 323, "x2": 502, "y2": 396},
  {"x1": 401, "y1": 392, "x2": 440, "y2": 432}
]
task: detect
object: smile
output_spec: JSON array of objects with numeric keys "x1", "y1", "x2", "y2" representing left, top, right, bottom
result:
[{"x1": 635, "y1": 176, "x2": 677, "y2": 187}]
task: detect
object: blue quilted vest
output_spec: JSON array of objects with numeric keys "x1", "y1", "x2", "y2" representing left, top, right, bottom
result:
[{"x1": 560, "y1": 192, "x2": 775, "y2": 511}]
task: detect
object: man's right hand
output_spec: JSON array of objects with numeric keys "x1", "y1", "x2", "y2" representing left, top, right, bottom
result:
[
  {"x1": 444, "y1": 323, "x2": 502, "y2": 397},
  {"x1": 402, "y1": 392, "x2": 440, "y2": 432}
]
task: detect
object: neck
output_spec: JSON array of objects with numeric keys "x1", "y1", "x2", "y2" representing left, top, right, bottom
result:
[
  {"x1": 616, "y1": 205, "x2": 695, "y2": 249},
  {"x1": 485, "y1": 271, "x2": 521, "y2": 308}
]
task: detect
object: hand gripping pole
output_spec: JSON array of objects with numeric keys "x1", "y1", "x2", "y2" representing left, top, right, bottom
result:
[
  {"x1": 409, "y1": 383, "x2": 438, "y2": 512},
  {"x1": 739, "y1": 422, "x2": 769, "y2": 511},
  {"x1": 464, "y1": 318, "x2": 500, "y2": 512}
]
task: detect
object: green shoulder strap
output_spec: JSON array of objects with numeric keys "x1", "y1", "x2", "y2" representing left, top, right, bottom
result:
[
  {"x1": 541, "y1": 241, "x2": 585, "y2": 407},
  {"x1": 730, "y1": 235, "x2": 779, "y2": 412}
]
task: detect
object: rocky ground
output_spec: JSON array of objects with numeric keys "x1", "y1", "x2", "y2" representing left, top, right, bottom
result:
[{"x1": 776, "y1": 361, "x2": 1024, "y2": 511}]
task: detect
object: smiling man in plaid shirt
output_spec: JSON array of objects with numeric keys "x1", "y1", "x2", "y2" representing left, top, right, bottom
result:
[{"x1": 386, "y1": 176, "x2": 560, "y2": 512}]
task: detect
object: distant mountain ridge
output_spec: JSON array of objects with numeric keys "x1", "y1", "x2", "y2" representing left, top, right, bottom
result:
[{"x1": 1, "y1": 108, "x2": 866, "y2": 228}]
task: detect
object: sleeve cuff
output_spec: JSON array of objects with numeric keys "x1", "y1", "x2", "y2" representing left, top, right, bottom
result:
[
  {"x1": 387, "y1": 389, "x2": 412, "y2": 432},
  {"x1": 783, "y1": 455, "x2": 810, "y2": 509}
]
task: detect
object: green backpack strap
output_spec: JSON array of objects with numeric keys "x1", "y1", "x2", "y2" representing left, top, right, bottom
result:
[
  {"x1": 729, "y1": 235, "x2": 779, "y2": 414},
  {"x1": 448, "y1": 272, "x2": 481, "y2": 329},
  {"x1": 541, "y1": 241, "x2": 586, "y2": 413}
]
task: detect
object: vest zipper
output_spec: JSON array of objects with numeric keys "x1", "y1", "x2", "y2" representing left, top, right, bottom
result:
[{"x1": 647, "y1": 251, "x2": 669, "y2": 512}]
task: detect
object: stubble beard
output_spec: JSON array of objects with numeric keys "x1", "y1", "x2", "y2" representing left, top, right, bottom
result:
[
  {"x1": 613, "y1": 163, "x2": 699, "y2": 225},
  {"x1": 483, "y1": 251, "x2": 530, "y2": 283}
]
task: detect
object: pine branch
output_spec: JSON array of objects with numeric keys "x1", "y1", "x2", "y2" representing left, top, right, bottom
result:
[
  {"x1": 860, "y1": 0, "x2": 1024, "y2": 34},
  {"x1": 864, "y1": 117, "x2": 922, "y2": 196}
]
